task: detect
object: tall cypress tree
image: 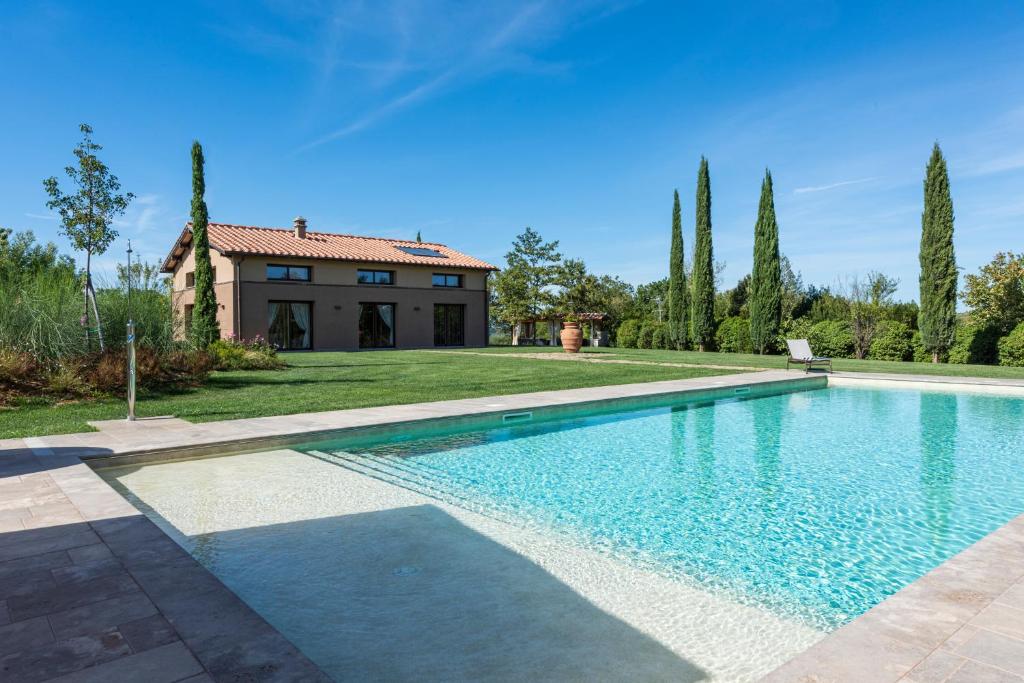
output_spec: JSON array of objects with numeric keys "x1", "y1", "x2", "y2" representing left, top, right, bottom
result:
[
  {"x1": 189, "y1": 141, "x2": 219, "y2": 346},
  {"x1": 918, "y1": 143, "x2": 957, "y2": 363},
  {"x1": 691, "y1": 157, "x2": 715, "y2": 351},
  {"x1": 749, "y1": 170, "x2": 781, "y2": 354},
  {"x1": 667, "y1": 189, "x2": 688, "y2": 349}
]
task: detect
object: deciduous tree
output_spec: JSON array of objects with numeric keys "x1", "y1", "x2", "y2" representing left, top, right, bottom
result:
[
  {"x1": 962, "y1": 252, "x2": 1024, "y2": 334},
  {"x1": 43, "y1": 124, "x2": 133, "y2": 350}
]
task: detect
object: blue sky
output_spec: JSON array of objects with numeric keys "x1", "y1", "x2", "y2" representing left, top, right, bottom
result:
[{"x1": 2, "y1": 1, "x2": 1022, "y2": 301}]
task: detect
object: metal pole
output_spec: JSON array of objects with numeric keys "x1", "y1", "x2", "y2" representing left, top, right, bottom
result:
[
  {"x1": 127, "y1": 321, "x2": 136, "y2": 421},
  {"x1": 126, "y1": 241, "x2": 136, "y2": 421}
]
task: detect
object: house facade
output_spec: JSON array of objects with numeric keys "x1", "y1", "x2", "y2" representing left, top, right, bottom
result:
[{"x1": 161, "y1": 218, "x2": 496, "y2": 350}]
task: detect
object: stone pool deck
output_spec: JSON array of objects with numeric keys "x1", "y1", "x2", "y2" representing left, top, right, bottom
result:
[{"x1": 1, "y1": 368, "x2": 1024, "y2": 681}]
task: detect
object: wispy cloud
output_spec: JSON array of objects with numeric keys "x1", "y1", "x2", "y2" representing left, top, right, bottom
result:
[
  {"x1": 24, "y1": 212, "x2": 57, "y2": 220},
  {"x1": 793, "y1": 177, "x2": 877, "y2": 194},
  {"x1": 961, "y1": 149, "x2": 1024, "y2": 177},
  {"x1": 298, "y1": 69, "x2": 458, "y2": 149},
  {"x1": 288, "y1": 1, "x2": 621, "y2": 151},
  {"x1": 113, "y1": 194, "x2": 175, "y2": 234}
]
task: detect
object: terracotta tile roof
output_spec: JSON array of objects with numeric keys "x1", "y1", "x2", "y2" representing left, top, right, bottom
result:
[{"x1": 161, "y1": 222, "x2": 497, "y2": 272}]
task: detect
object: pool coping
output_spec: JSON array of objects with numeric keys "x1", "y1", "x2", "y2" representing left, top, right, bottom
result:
[{"x1": 3, "y1": 368, "x2": 1024, "y2": 681}]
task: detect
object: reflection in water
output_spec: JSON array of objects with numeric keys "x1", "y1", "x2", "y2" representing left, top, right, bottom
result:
[
  {"x1": 919, "y1": 392, "x2": 958, "y2": 542},
  {"x1": 753, "y1": 398, "x2": 783, "y2": 506},
  {"x1": 672, "y1": 403, "x2": 718, "y2": 500}
]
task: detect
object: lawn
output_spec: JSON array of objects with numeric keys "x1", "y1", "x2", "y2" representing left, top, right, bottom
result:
[
  {"x1": 478, "y1": 345, "x2": 1024, "y2": 379},
  {"x1": 0, "y1": 350, "x2": 738, "y2": 439}
]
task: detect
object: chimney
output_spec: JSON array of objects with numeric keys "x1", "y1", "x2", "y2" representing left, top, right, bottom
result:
[{"x1": 293, "y1": 216, "x2": 307, "y2": 239}]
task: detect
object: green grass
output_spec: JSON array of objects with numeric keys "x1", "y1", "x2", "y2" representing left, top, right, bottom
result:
[
  {"x1": 0, "y1": 350, "x2": 737, "y2": 439},
  {"x1": 482, "y1": 345, "x2": 1024, "y2": 378}
]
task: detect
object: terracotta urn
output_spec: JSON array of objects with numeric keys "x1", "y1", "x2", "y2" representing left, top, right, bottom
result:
[{"x1": 560, "y1": 321, "x2": 583, "y2": 353}]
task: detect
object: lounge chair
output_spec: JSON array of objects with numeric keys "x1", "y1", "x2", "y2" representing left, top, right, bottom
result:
[{"x1": 786, "y1": 339, "x2": 832, "y2": 373}]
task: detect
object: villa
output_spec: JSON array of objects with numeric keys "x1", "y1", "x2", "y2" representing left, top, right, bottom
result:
[{"x1": 161, "y1": 218, "x2": 496, "y2": 350}]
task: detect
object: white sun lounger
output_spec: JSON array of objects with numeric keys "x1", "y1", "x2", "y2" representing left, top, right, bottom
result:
[{"x1": 786, "y1": 339, "x2": 832, "y2": 373}]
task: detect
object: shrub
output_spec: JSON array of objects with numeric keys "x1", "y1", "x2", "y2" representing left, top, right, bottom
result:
[
  {"x1": 808, "y1": 320, "x2": 854, "y2": 359},
  {"x1": 47, "y1": 361, "x2": 89, "y2": 397},
  {"x1": 948, "y1": 324, "x2": 1000, "y2": 365},
  {"x1": 715, "y1": 316, "x2": 752, "y2": 353},
  {"x1": 615, "y1": 319, "x2": 640, "y2": 348},
  {"x1": 869, "y1": 321, "x2": 914, "y2": 361},
  {"x1": 209, "y1": 336, "x2": 284, "y2": 371},
  {"x1": 998, "y1": 322, "x2": 1024, "y2": 367},
  {"x1": 778, "y1": 316, "x2": 813, "y2": 352},
  {"x1": 0, "y1": 349, "x2": 39, "y2": 389},
  {"x1": 649, "y1": 322, "x2": 670, "y2": 350},
  {"x1": 636, "y1": 321, "x2": 656, "y2": 349}
]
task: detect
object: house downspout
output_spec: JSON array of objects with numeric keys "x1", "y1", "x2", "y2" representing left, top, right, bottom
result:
[
  {"x1": 234, "y1": 255, "x2": 244, "y2": 339},
  {"x1": 484, "y1": 270, "x2": 490, "y2": 347}
]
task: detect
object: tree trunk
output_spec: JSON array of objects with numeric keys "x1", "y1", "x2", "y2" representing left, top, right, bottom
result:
[
  {"x1": 83, "y1": 251, "x2": 92, "y2": 350},
  {"x1": 932, "y1": 351, "x2": 939, "y2": 364},
  {"x1": 698, "y1": 343, "x2": 705, "y2": 352},
  {"x1": 88, "y1": 277, "x2": 104, "y2": 351}
]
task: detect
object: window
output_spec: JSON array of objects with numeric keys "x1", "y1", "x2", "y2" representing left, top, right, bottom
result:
[
  {"x1": 359, "y1": 303, "x2": 395, "y2": 348},
  {"x1": 432, "y1": 273, "x2": 463, "y2": 288},
  {"x1": 267, "y1": 264, "x2": 311, "y2": 281},
  {"x1": 396, "y1": 246, "x2": 446, "y2": 258},
  {"x1": 268, "y1": 301, "x2": 312, "y2": 350},
  {"x1": 183, "y1": 304, "x2": 194, "y2": 331},
  {"x1": 185, "y1": 268, "x2": 215, "y2": 287},
  {"x1": 434, "y1": 304, "x2": 464, "y2": 346},
  {"x1": 357, "y1": 270, "x2": 394, "y2": 285}
]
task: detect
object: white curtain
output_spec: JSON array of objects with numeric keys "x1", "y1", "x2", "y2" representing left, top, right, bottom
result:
[
  {"x1": 378, "y1": 304, "x2": 394, "y2": 345},
  {"x1": 267, "y1": 303, "x2": 283, "y2": 347},
  {"x1": 291, "y1": 303, "x2": 311, "y2": 349}
]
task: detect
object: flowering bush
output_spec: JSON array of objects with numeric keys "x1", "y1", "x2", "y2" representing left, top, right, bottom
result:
[{"x1": 209, "y1": 335, "x2": 285, "y2": 371}]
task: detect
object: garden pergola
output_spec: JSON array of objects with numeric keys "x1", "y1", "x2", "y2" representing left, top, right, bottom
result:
[{"x1": 511, "y1": 312, "x2": 609, "y2": 347}]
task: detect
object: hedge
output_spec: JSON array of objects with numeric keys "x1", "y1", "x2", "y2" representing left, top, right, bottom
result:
[
  {"x1": 998, "y1": 321, "x2": 1024, "y2": 367},
  {"x1": 715, "y1": 316, "x2": 752, "y2": 354},
  {"x1": 869, "y1": 321, "x2": 914, "y2": 361},
  {"x1": 948, "y1": 324, "x2": 1000, "y2": 365},
  {"x1": 807, "y1": 320, "x2": 854, "y2": 359}
]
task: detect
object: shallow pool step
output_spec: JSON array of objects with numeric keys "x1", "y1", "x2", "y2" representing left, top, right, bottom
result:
[{"x1": 308, "y1": 450, "x2": 472, "y2": 506}]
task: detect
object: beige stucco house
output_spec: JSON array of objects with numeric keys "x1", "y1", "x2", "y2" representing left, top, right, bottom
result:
[{"x1": 161, "y1": 218, "x2": 496, "y2": 350}]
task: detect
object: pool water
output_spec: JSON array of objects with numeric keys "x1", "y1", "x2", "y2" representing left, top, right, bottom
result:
[{"x1": 307, "y1": 385, "x2": 1024, "y2": 630}]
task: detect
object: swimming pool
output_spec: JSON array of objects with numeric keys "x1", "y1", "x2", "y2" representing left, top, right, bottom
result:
[
  {"x1": 98, "y1": 381, "x2": 1024, "y2": 680},
  {"x1": 304, "y1": 383, "x2": 1024, "y2": 628}
]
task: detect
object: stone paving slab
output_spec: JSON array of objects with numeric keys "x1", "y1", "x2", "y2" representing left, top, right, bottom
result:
[{"x1": 0, "y1": 456, "x2": 330, "y2": 681}]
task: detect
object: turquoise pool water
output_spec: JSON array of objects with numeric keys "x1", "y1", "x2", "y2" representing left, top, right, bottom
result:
[{"x1": 308, "y1": 385, "x2": 1024, "y2": 630}]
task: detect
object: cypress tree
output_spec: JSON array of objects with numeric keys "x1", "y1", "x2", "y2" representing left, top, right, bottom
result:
[
  {"x1": 667, "y1": 189, "x2": 688, "y2": 349},
  {"x1": 691, "y1": 157, "x2": 715, "y2": 351},
  {"x1": 918, "y1": 143, "x2": 957, "y2": 363},
  {"x1": 749, "y1": 170, "x2": 781, "y2": 354},
  {"x1": 189, "y1": 141, "x2": 219, "y2": 346}
]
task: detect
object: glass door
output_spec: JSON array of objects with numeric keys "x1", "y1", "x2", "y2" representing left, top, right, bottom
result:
[
  {"x1": 434, "y1": 304, "x2": 464, "y2": 346},
  {"x1": 268, "y1": 302, "x2": 312, "y2": 350},
  {"x1": 359, "y1": 303, "x2": 396, "y2": 348}
]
